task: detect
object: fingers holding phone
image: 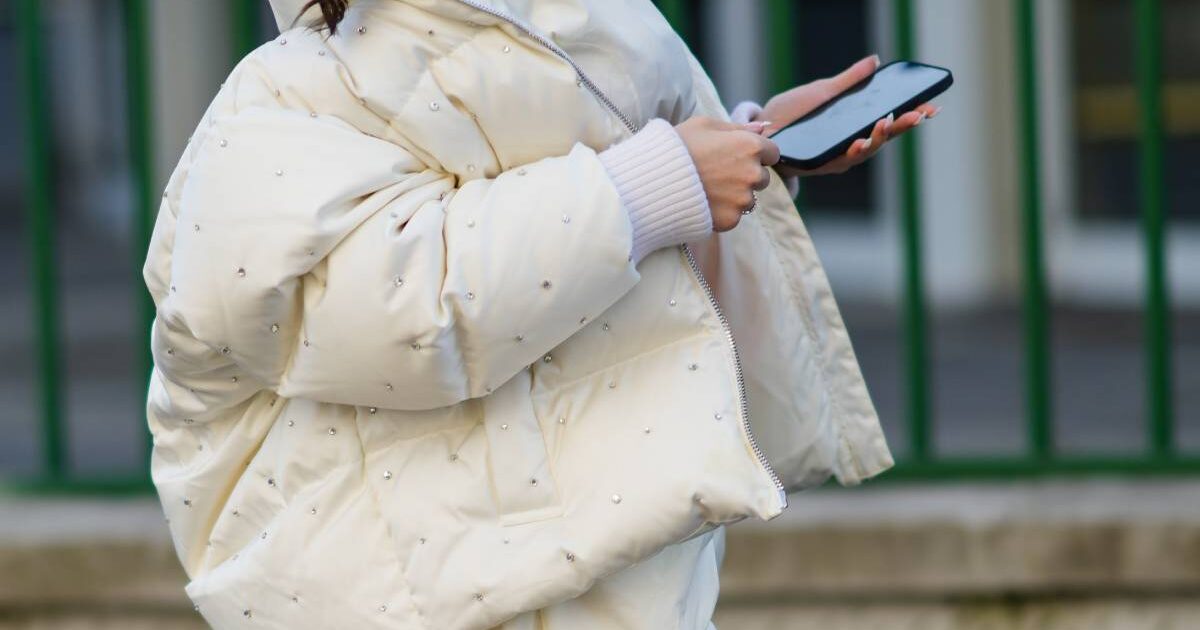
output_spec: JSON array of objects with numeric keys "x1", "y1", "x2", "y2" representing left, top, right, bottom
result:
[
  {"x1": 886, "y1": 102, "x2": 941, "y2": 137},
  {"x1": 778, "y1": 99, "x2": 944, "y2": 177},
  {"x1": 675, "y1": 116, "x2": 779, "y2": 231},
  {"x1": 771, "y1": 61, "x2": 953, "y2": 171}
]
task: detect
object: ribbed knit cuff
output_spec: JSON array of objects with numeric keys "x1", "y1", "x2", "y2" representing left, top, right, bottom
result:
[{"x1": 598, "y1": 119, "x2": 712, "y2": 264}]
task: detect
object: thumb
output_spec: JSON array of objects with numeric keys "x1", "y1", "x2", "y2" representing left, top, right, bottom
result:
[{"x1": 831, "y1": 54, "x2": 881, "y2": 92}]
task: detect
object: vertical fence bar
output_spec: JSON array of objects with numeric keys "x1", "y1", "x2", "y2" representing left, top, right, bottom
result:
[
  {"x1": 16, "y1": 0, "x2": 65, "y2": 481},
  {"x1": 121, "y1": 0, "x2": 155, "y2": 469},
  {"x1": 893, "y1": 0, "x2": 930, "y2": 461},
  {"x1": 766, "y1": 0, "x2": 797, "y2": 96},
  {"x1": 1014, "y1": 0, "x2": 1052, "y2": 460},
  {"x1": 231, "y1": 0, "x2": 263, "y2": 61},
  {"x1": 1134, "y1": 0, "x2": 1172, "y2": 456},
  {"x1": 765, "y1": 0, "x2": 806, "y2": 209}
]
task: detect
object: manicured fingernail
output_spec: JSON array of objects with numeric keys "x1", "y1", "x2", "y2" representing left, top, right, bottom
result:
[
  {"x1": 914, "y1": 112, "x2": 927, "y2": 126},
  {"x1": 860, "y1": 137, "x2": 873, "y2": 151},
  {"x1": 883, "y1": 113, "x2": 895, "y2": 130},
  {"x1": 869, "y1": 54, "x2": 881, "y2": 68},
  {"x1": 744, "y1": 121, "x2": 770, "y2": 136}
]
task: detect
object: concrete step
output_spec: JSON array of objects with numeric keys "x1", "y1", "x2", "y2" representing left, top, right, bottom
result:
[
  {"x1": 2, "y1": 480, "x2": 1199, "y2": 628},
  {"x1": 712, "y1": 599, "x2": 1200, "y2": 630},
  {"x1": 0, "y1": 498, "x2": 186, "y2": 610},
  {"x1": 718, "y1": 480, "x2": 1200, "y2": 599}
]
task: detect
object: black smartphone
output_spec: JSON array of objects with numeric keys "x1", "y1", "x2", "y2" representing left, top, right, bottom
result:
[{"x1": 772, "y1": 60, "x2": 953, "y2": 170}]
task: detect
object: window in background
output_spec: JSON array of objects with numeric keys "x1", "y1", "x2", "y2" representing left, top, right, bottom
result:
[
  {"x1": 791, "y1": 0, "x2": 875, "y2": 216},
  {"x1": 1072, "y1": 0, "x2": 1200, "y2": 222},
  {"x1": 49, "y1": 0, "x2": 144, "y2": 477},
  {"x1": 1056, "y1": 0, "x2": 1199, "y2": 455}
]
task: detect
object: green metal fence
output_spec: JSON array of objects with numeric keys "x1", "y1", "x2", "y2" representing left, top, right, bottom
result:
[
  {"x1": 744, "y1": 0, "x2": 1186, "y2": 479},
  {"x1": 10, "y1": 0, "x2": 263, "y2": 494},
  {"x1": 8, "y1": 0, "x2": 1194, "y2": 495}
]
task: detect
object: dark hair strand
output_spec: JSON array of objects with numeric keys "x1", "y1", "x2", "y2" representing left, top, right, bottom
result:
[{"x1": 300, "y1": 0, "x2": 349, "y2": 34}]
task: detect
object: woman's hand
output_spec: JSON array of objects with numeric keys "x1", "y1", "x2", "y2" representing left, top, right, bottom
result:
[
  {"x1": 675, "y1": 116, "x2": 780, "y2": 231},
  {"x1": 756, "y1": 54, "x2": 941, "y2": 177}
]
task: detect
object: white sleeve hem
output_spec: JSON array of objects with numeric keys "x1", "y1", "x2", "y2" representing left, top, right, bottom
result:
[{"x1": 598, "y1": 119, "x2": 713, "y2": 263}]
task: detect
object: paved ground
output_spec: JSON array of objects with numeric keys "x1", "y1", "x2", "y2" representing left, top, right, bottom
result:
[{"x1": 1, "y1": 223, "x2": 1198, "y2": 479}]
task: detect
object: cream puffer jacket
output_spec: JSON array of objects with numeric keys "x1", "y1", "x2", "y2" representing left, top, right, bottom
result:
[{"x1": 143, "y1": 0, "x2": 893, "y2": 628}]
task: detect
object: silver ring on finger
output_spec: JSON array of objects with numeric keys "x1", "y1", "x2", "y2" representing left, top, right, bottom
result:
[{"x1": 742, "y1": 190, "x2": 759, "y2": 215}]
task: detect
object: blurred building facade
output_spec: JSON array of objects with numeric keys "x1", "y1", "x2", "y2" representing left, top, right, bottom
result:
[
  {"x1": 1, "y1": 0, "x2": 1197, "y2": 489},
  {"x1": 2, "y1": 1, "x2": 1199, "y2": 628}
]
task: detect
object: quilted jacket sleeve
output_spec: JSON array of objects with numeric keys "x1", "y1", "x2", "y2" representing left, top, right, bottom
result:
[{"x1": 146, "y1": 105, "x2": 659, "y2": 412}]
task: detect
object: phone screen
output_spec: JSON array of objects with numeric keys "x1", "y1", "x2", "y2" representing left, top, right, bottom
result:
[{"x1": 772, "y1": 61, "x2": 951, "y2": 167}]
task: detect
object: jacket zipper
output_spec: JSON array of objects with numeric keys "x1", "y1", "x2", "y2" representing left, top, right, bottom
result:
[
  {"x1": 678, "y1": 246, "x2": 787, "y2": 505},
  {"x1": 451, "y1": 0, "x2": 787, "y2": 506}
]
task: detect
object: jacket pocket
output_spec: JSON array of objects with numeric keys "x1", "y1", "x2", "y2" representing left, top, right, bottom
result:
[{"x1": 481, "y1": 368, "x2": 563, "y2": 526}]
